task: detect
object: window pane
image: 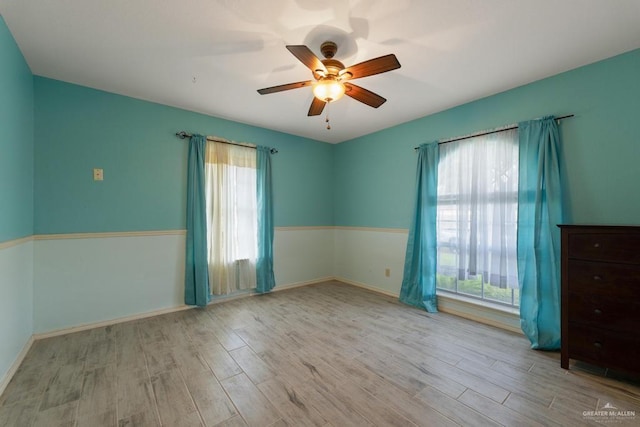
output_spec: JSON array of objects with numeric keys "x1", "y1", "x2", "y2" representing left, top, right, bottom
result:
[
  {"x1": 436, "y1": 129, "x2": 520, "y2": 309},
  {"x1": 205, "y1": 142, "x2": 258, "y2": 295}
]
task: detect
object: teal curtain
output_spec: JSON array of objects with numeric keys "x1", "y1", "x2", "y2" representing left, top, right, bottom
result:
[
  {"x1": 400, "y1": 142, "x2": 439, "y2": 312},
  {"x1": 256, "y1": 146, "x2": 276, "y2": 293},
  {"x1": 184, "y1": 135, "x2": 211, "y2": 307},
  {"x1": 517, "y1": 116, "x2": 563, "y2": 349}
]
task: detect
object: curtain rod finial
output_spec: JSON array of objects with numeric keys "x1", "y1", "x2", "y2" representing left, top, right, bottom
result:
[{"x1": 176, "y1": 131, "x2": 188, "y2": 139}]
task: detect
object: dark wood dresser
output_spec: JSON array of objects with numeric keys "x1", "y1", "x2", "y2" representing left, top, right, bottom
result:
[{"x1": 560, "y1": 225, "x2": 640, "y2": 374}]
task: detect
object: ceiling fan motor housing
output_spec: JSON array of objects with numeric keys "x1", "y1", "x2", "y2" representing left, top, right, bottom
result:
[
  {"x1": 315, "y1": 42, "x2": 346, "y2": 79},
  {"x1": 320, "y1": 41, "x2": 338, "y2": 58},
  {"x1": 320, "y1": 59, "x2": 345, "y2": 76}
]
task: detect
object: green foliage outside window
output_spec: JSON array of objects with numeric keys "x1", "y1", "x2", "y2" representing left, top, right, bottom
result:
[{"x1": 437, "y1": 274, "x2": 519, "y2": 307}]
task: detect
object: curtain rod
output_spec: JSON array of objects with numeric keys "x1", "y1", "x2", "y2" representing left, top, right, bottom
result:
[
  {"x1": 176, "y1": 131, "x2": 278, "y2": 154},
  {"x1": 413, "y1": 114, "x2": 574, "y2": 150}
]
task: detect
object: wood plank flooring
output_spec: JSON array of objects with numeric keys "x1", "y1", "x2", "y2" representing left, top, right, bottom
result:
[{"x1": 1, "y1": 281, "x2": 640, "y2": 426}]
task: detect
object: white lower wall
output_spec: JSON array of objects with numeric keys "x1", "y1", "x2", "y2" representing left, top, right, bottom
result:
[
  {"x1": 273, "y1": 227, "x2": 334, "y2": 286},
  {"x1": 32, "y1": 228, "x2": 335, "y2": 334},
  {"x1": 29, "y1": 226, "x2": 516, "y2": 336},
  {"x1": 334, "y1": 227, "x2": 408, "y2": 296},
  {"x1": 0, "y1": 238, "x2": 34, "y2": 390},
  {"x1": 34, "y1": 232, "x2": 187, "y2": 333}
]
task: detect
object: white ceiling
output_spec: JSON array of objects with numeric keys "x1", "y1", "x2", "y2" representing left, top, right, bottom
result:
[{"x1": 2, "y1": 1, "x2": 639, "y2": 143}]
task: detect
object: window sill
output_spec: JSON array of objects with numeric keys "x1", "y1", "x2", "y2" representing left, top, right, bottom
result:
[{"x1": 437, "y1": 291, "x2": 519, "y2": 314}]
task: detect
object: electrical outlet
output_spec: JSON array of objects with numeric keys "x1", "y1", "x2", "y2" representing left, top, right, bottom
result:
[
  {"x1": 385, "y1": 268, "x2": 390, "y2": 277},
  {"x1": 93, "y1": 168, "x2": 104, "y2": 181}
]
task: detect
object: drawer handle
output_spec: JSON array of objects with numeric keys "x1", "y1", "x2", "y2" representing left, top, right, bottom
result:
[
  {"x1": 593, "y1": 275, "x2": 602, "y2": 281},
  {"x1": 593, "y1": 243, "x2": 600, "y2": 248},
  {"x1": 593, "y1": 341, "x2": 603, "y2": 349},
  {"x1": 594, "y1": 308, "x2": 602, "y2": 315}
]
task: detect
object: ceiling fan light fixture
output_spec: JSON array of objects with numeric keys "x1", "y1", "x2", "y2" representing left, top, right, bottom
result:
[{"x1": 312, "y1": 77, "x2": 345, "y2": 102}]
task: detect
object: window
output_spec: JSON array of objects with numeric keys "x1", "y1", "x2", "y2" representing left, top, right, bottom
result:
[
  {"x1": 205, "y1": 141, "x2": 257, "y2": 295},
  {"x1": 436, "y1": 128, "x2": 520, "y2": 308}
]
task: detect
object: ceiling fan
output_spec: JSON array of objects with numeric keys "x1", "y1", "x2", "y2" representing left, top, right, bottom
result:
[{"x1": 257, "y1": 41, "x2": 401, "y2": 118}]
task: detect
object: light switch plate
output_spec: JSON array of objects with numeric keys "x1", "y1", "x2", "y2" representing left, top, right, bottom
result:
[{"x1": 93, "y1": 168, "x2": 103, "y2": 181}]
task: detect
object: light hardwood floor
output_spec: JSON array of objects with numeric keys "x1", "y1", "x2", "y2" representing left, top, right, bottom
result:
[{"x1": 1, "y1": 281, "x2": 639, "y2": 426}]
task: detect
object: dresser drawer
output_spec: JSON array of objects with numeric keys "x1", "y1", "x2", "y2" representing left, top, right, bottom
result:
[
  {"x1": 567, "y1": 260, "x2": 640, "y2": 297},
  {"x1": 560, "y1": 225, "x2": 640, "y2": 374},
  {"x1": 568, "y1": 232, "x2": 640, "y2": 263},
  {"x1": 568, "y1": 292, "x2": 640, "y2": 333},
  {"x1": 567, "y1": 323, "x2": 640, "y2": 372}
]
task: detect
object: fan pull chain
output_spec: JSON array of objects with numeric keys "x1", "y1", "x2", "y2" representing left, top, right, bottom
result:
[{"x1": 325, "y1": 102, "x2": 331, "y2": 130}]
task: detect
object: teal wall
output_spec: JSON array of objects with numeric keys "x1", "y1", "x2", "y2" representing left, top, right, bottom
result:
[
  {"x1": 0, "y1": 16, "x2": 34, "y2": 242},
  {"x1": 0, "y1": 15, "x2": 34, "y2": 389},
  {"x1": 334, "y1": 49, "x2": 640, "y2": 228},
  {"x1": 34, "y1": 78, "x2": 333, "y2": 233}
]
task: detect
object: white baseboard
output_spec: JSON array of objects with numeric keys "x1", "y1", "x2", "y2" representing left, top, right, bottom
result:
[
  {"x1": 0, "y1": 335, "x2": 34, "y2": 397},
  {"x1": 334, "y1": 276, "x2": 522, "y2": 334},
  {"x1": 34, "y1": 305, "x2": 194, "y2": 340},
  {"x1": 30, "y1": 276, "x2": 521, "y2": 341},
  {"x1": 33, "y1": 277, "x2": 334, "y2": 340},
  {"x1": 3, "y1": 276, "x2": 520, "y2": 395},
  {"x1": 206, "y1": 277, "x2": 337, "y2": 304},
  {"x1": 14, "y1": 274, "x2": 520, "y2": 395},
  {"x1": 271, "y1": 276, "x2": 336, "y2": 292},
  {"x1": 334, "y1": 277, "x2": 399, "y2": 298},
  {"x1": 437, "y1": 295, "x2": 522, "y2": 334}
]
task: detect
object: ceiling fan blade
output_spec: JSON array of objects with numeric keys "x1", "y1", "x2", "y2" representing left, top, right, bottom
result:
[
  {"x1": 343, "y1": 54, "x2": 401, "y2": 80},
  {"x1": 257, "y1": 80, "x2": 313, "y2": 95},
  {"x1": 344, "y1": 83, "x2": 387, "y2": 108},
  {"x1": 286, "y1": 45, "x2": 327, "y2": 74},
  {"x1": 308, "y1": 97, "x2": 326, "y2": 116}
]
